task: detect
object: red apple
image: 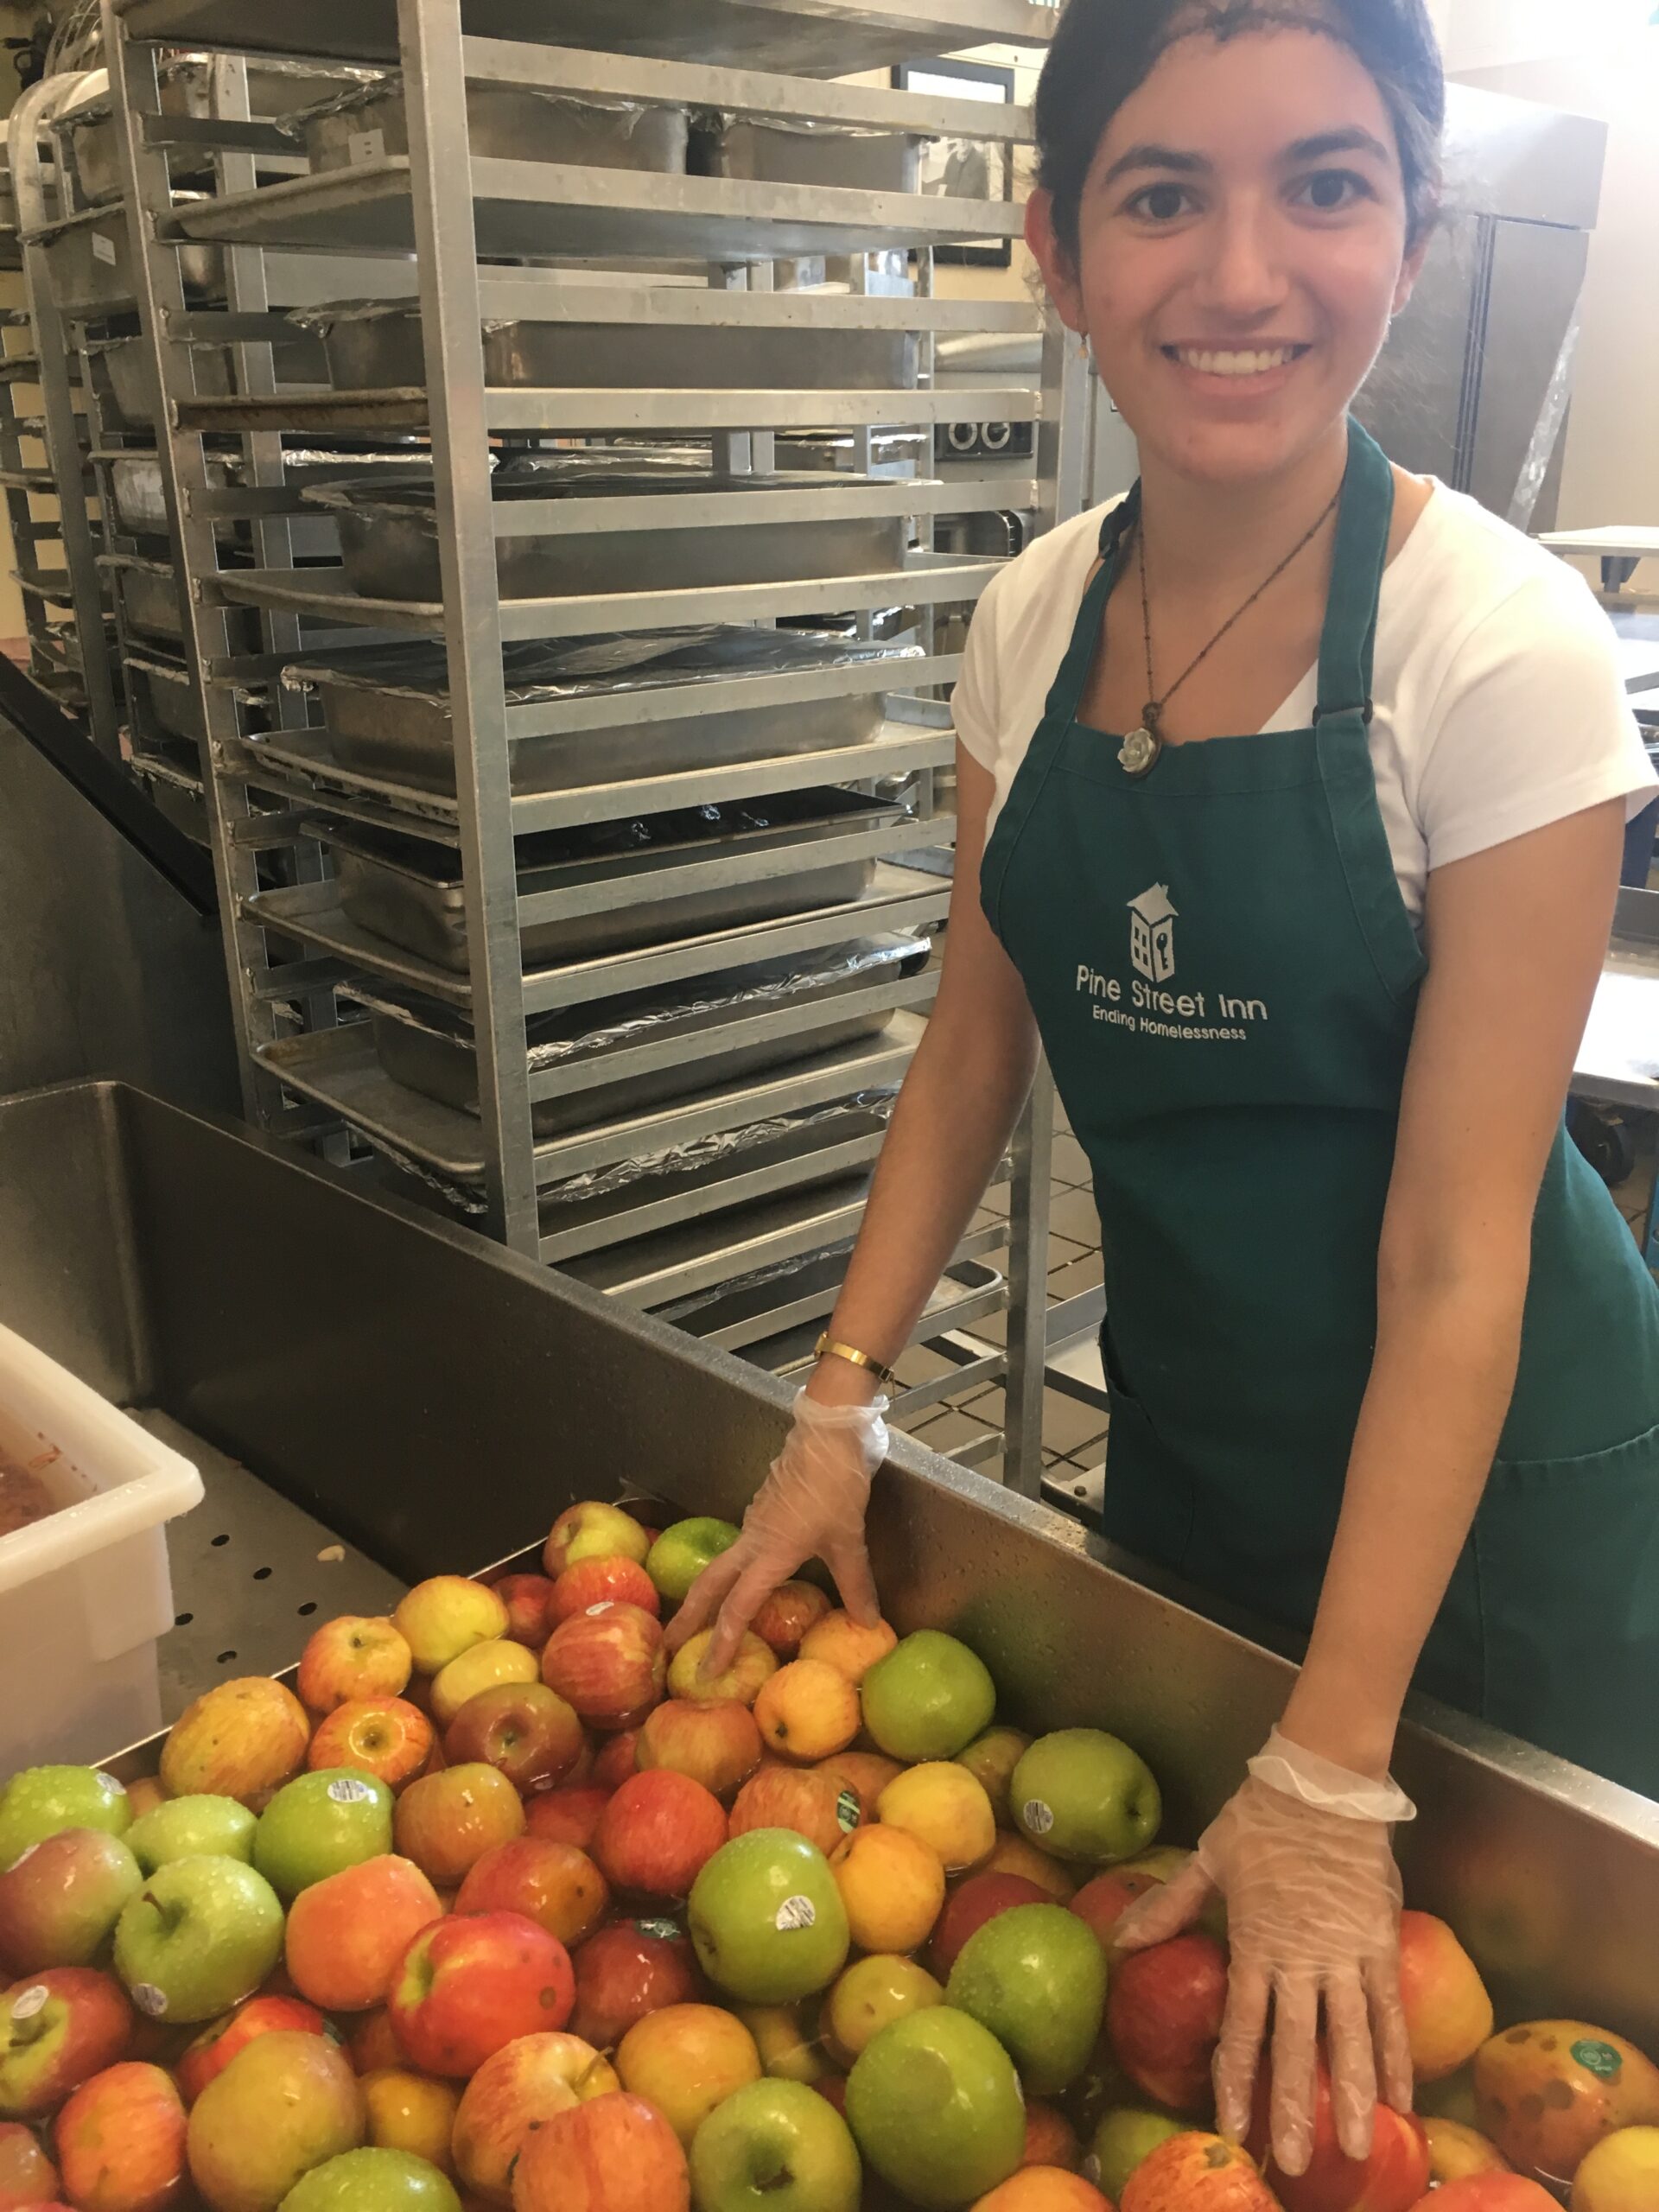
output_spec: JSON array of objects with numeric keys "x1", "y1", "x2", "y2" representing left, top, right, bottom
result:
[
  {"x1": 542, "y1": 1607, "x2": 665, "y2": 1733},
  {"x1": 296, "y1": 1616, "x2": 412, "y2": 1714},
  {"x1": 0, "y1": 2116, "x2": 60, "y2": 2206},
  {"x1": 929, "y1": 1872, "x2": 1053, "y2": 1980},
  {"x1": 0, "y1": 1831, "x2": 143, "y2": 1974},
  {"x1": 454, "y1": 1839, "x2": 609, "y2": 1949},
  {"x1": 594, "y1": 1732, "x2": 644, "y2": 1793},
  {"x1": 54, "y1": 2060, "x2": 186, "y2": 2211},
  {"x1": 1106, "y1": 1933, "x2": 1228, "y2": 2114},
  {"x1": 570, "y1": 1922, "x2": 698, "y2": 2053},
  {"x1": 494, "y1": 1573, "x2": 558, "y2": 1649},
  {"x1": 1249, "y1": 2057, "x2": 1431, "y2": 2212},
  {"x1": 1022, "y1": 2100, "x2": 1082, "y2": 2171},
  {"x1": 1070, "y1": 1868, "x2": 1165, "y2": 1955},
  {"x1": 527, "y1": 1789, "x2": 613, "y2": 1852},
  {"x1": 283, "y1": 1855, "x2": 442, "y2": 2013},
  {"x1": 345, "y1": 2008, "x2": 406, "y2": 2075},
  {"x1": 728, "y1": 1766, "x2": 850, "y2": 1859},
  {"x1": 638, "y1": 1702, "x2": 763, "y2": 1802},
  {"x1": 1396, "y1": 1912, "x2": 1493, "y2": 2085},
  {"x1": 393, "y1": 1764, "x2": 525, "y2": 1888},
  {"x1": 543, "y1": 1503, "x2": 651, "y2": 1580},
  {"x1": 175, "y1": 1993, "x2": 331, "y2": 2105},
  {"x1": 388, "y1": 1910, "x2": 574, "y2": 2078},
  {"x1": 452, "y1": 2030, "x2": 618, "y2": 2203},
  {"x1": 512, "y1": 2088, "x2": 689, "y2": 2212},
  {"x1": 593, "y1": 1772, "x2": 728, "y2": 1903},
  {"x1": 752, "y1": 1582, "x2": 833, "y2": 1660},
  {"x1": 1405, "y1": 2182, "x2": 1556, "y2": 2212},
  {"x1": 550, "y1": 1560, "x2": 661, "y2": 1626},
  {"x1": 306, "y1": 1697, "x2": 434, "y2": 1792},
  {"x1": 443, "y1": 1682, "x2": 585, "y2": 1796},
  {"x1": 0, "y1": 1971, "x2": 133, "y2": 2120}
]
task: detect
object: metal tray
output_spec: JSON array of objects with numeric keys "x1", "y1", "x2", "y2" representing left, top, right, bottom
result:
[
  {"x1": 301, "y1": 79, "x2": 687, "y2": 176},
  {"x1": 109, "y1": 444, "x2": 429, "y2": 546},
  {"x1": 311, "y1": 787, "x2": 906, "y2": 973},
  {"x1": 103, "y1": 552, "x2": 186, "y2": 642},
  {"x1": 35, "y1": 203, "x2": 223, "y2": 316},
  {"x1": 128, "y1": 652, "x2": 199, "y2": 745},
  {"x1": 293, "y1": 296, "x2": 916, "y2": 396},
  {"x1": 311, "y1": 461, "x2": 910, "y2": 604},
  {"x1": 693, "y1": 116, "x2": 924, "y2": 194},
  {"x1": 88, "y1": 336, "x2": 232, "y2": 430}
]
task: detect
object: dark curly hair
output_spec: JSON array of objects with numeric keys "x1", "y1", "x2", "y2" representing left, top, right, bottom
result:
[{"x1": 1035, "y1": 0, "x2": 1446, "y2": 264}]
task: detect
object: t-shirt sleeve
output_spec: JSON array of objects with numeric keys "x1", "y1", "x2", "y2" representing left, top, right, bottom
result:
[
  {"x1": 1413, "y1": 566, "x2": 1657, "y2": 874},
  {"x1": 950, "y1": 560, "x2": 1008, "y2": 775}
]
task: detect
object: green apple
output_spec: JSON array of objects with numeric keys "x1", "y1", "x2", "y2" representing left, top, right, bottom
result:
[
  {"x1": 844, "y1": 2005, "x2": 1025, "y2": 2210},
  {"x1": 253, "y1": 1770, "x2": 393, "y2": 1901},
  {"x1": 690, "y1": 2077, "x2": 860, "y2": 2212},
  {"x1": 859, "y1": 1632, "x2": 996, "y2": 1763},
  {"x1": 279, "y1": 2146, "x2": 461, "y2": 2209},
  {"x1": 113, "y1": 1854, "x2": 284, "y2": 2024},
  {"x1": 1011, "y1": 1730, "x2": 1161, "y2": 1866},
  {"x1": 0, "y1": 1767, "x2": 129, "y2": 1868},
  {"x1": 945, "y1": 1902, "x2": 1107, "y2": 2095},
  {"x1": 646, "y1": 1516, "x2": 741, "y2": 1605},
  {"x1": 1088, "y1": 2108, "x2": 1186, "y2": 2201},
  {"x1": 688, "y1": 1829, "x2": 849, "y2": 2005},
  {"x1": 127, "y1": 1796, "x2": 256, "y2": 1874}
]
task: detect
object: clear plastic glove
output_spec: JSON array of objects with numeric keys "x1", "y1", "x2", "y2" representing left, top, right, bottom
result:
[
  {"x1": 664, "y1": 1388, "x2": 890, "y2": 1677},
  {"x1": 1113, "y1": 1728, "x2": 1415, "y2": 2176}
]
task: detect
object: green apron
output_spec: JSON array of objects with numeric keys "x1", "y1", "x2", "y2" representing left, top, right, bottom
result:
[{"x1": 982, "y1": 419, "x2": 1659, "y2": 1798}]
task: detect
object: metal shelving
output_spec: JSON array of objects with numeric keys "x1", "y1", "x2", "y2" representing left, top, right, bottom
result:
[{"x1": 96, "y1": 0, "x2": 1079, "y2": 1491}]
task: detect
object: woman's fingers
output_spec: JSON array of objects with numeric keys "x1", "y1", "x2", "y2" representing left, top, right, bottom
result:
[
  {"x1": 1365, "y1": 1952, "x2": 1415, "y2": 2113},
  {"x1": 1113, "y1": 1855, "x2": 1212, "y2": 1951},
  {"x1": 662, "y1": 1546, "x2": 746, "y2": 1656},
  {"x1": 700, "y1": 1555, "x2": 799, "y2": 1677},
  {"x1": 1268, "y1": 1971, "x2": 1321, "y2": 2177},
  {"x1": 822, "y1": 1532, "x2": 880, "y2": 1628},
  {"x1": 1213, "y1": 1958, "x2": 1270, "y2": 2143},
  {"x1": 1324, "y1": 1972, "x2": 1379, "y2": 2162}
]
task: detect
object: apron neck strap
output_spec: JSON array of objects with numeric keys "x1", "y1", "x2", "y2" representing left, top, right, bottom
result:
[
  {"x1": 1313, "y1": 418, "x2": 1395, "y2": 728},
  {"x1": 1039, "y1": 485, "x2": 1141, "y2": 728}
]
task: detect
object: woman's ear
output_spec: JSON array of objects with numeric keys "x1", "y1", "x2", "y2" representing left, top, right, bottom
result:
[
  {"x1": 1392, "y1": 229, "x2": 1433, "y2": 321},
  {"x1": 1025, "y1": 188, "x2": 1088, "y2": 336}
]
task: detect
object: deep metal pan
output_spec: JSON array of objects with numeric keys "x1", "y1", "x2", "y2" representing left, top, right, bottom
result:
[
  {"x1": 692, "y1": 116, "x2": 924, "y2": 194},
  {"x1": 127, "y1": 654, "x2": 199, "y2": 746},
  {"x1": 33, "y1": 204, "x2": 222, "y2": 316},
  {"x1": 87, "y1": 337, "x2": 233, "y2": 431},
  {"x1": 102, "y1": 554, "x2": 186, "y2": 644},
  {"x1": 300, "y1": 79, "x2": 687, "y2": 176}
]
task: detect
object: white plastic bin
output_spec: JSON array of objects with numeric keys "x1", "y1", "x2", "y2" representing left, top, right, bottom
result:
[{"x1": 0, "y1": 1322, "x2": 203, "y2": 1773}]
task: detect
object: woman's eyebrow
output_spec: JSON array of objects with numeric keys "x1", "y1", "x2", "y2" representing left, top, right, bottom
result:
[
  {"x1": 1099, "y1": 143, "x2": 1211, "y2": 188},
  {"x1": 1283, "y1": 126, "x2": 1394, "y2": 164}
]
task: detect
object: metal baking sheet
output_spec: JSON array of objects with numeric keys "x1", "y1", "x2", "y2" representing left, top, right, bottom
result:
[
  {"x1": 301, "y1": 79, "x2": 688, "y2": 177},
  {"x1": 1573, "y1": 887, "x2": 1659, "y2": 1110},
  {"x1": 565, "y1": 1170, "x2": 875, "y2": 1306}
]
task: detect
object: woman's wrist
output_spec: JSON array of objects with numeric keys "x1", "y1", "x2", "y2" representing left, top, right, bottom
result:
[
  {"x1": 1278, "y1": 1670, "x2": 1401, "y2": 1784},
  {"x1": 804, "y1": 1352, "x2": 887, "y2": 1410}
]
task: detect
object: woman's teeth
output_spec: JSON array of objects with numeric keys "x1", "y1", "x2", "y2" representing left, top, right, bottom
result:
[{"x1": 1173, "y1": 346, "x2": 1301, "y2": 377}]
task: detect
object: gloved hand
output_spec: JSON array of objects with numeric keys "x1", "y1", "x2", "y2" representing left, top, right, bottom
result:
[
  {"x1": 664, "y1": 1387, "x2": 890, "y2": 1677},
  {"x1": 1113, "y1": 1728, "x2": 1415, "y2": 2176}
]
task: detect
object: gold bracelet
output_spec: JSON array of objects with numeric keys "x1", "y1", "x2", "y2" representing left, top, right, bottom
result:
[{"x1": 814, "y1": 1333, "x2": 898, "y2": 1388}]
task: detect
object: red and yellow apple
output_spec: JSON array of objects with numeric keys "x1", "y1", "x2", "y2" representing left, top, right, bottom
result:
[
  {"x1": 184, "y1": 2031, "x2": 362, "y2": 2210},
  {"x1": 296, "y1": 1618, "x2": 412, "y2": 1714},
  {"x1": 877, "y1": 1763, "x2": 996, "y2": 1874},
  {"x1": 1474, "y1": 2022, "x2": 1659, "y2": 2182},
  {"x1": 392, "y1": 1578, "x2": 509, "y2": 1677},
  {"x1": 638, "y1": 1700, "x2": 762, "y2": 1802},
  {"x1": 526, "y1": 1788, "x2": 611, "y2": 1852},
  {"x1": 593, "y1": 1732, "x2": 644, "y2": 1793},
  {"x1": 592, "y1": 1772, "x2": 728, "y2": 1903},
  {"x1": 454, "y1": 1837, "x2": 608, "y2": 1948},
  {"x1": 1249, "y1": 2057, "x2": 1430, "y2": 2212},
  {"x1": 570, "y1": 1920, "x2": 698, "y2": 2052},
  {"x1": 615, "y1": 2003, "x2": 761, "y2": 2145},
  {"x1": 542, "y1": 1607, "x2": 665, "y2": 1733},
  {"x1": 443, "y1": 1681, "x2": 584, "y2": 1797},
  {"x1": 283, "y1": 1854, "x2": 441, "y2": 2013},
  {"x1": 830, "y1": 1823, "x2": 945, "y2": 1956},
  {"x1": 929, "y1": 1872, "x2": 1053, "y2": 1981},
  {"x1": 0, "y1": 1970, "x2": 133, "y2": 2120},
  {"x1": 1122, "y1": 2133, "x2": 1280, "y2": 2211},
  {"x1": 306, "y1": 1697, "x2": 434, "y2": 1793},
  {"x1": 0, "y1": 2115, "x2": 60, "y2": 2206},
  {"x1": 388, "y1": 1910, "x2": 574, "y2": 2078},
  {"x1": 54, "y1": 2060, "x2": 185, "y2": 2212},
  {"x1": 176, "y1": 1993, "x2": 330, "y2": 2104},
  {"x1": 729, "y1": 1766, "x2": 855, "y2": 1860},
  {"x1": 393, "y1": 1763, "x2": 525, "y2": 1887},
  {"x1": 493, "y1": 1573, "x2": 557, "y2": 1649},
  {"x1": 452, "y1": 2030, "x2": 617, "y2": 2203},
  {"x1": 666, "y1": 1632, "x2": 778, "y2": 1710},
  {"x1": 1106, "y1": 1933, "x2": 1228, "y2": 2114},
  {"x1": 429, "y1": 1640, "x2": 539, "y2": 1731},
  {"x1": 0, "y1": 1829, "x2": 142, "y2": 1974},
  {"x1": 754, "y1": 1660, "x2": 861, "y2": 1764},
  {"x1": 752, "y1": 1582, "x2": 832, "y2": 1659},
  {"x1": 798, "y1": 1611, "x2": 897, "y2": 1684},
  {"x1": 975, "y1": 2172, "x2": 1110, "y2": 2210},
  {"x1": 159, "y1": 1679, "x2": 310, "y2": 1812},
  {"x1": 1398, "y1": 1913, "x2": 1495, "y2": 2084},
  {"x1": 550, "y1": 1559, "x2": 659, "y2": 1626},
  {"x1": 512, "y1": 2088, "x2": 690, "y2": 2212},
  {"x1": 544, "y1": 1503, "x2": 651, "y2": 1580},
  {"x1": 814, "y1": 1751, "x2": 902, "y2": 1823},
  {"x1": 359, "y1": 2065, "x2": 458, "y2": 2172}
]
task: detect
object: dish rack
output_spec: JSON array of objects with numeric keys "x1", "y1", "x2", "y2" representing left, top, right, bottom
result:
[{"x1": 93, "y1": 0, "x2": 1084, "y2": 1491}]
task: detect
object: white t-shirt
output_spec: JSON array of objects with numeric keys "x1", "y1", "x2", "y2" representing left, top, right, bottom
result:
[{"x1": 952, "y1": 480, "x2": 1656, "y2": 929}]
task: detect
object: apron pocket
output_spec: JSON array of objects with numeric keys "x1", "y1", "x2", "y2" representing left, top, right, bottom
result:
[
  {"x1": 1455, "y1": 1422, "x2": 1659, "y2": 1797},
  {"x1": 1096, "y1": 1322, "x2": 1197, "y2": 1576}
]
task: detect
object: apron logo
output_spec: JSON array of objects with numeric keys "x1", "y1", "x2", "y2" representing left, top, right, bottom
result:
[{"x1": 1128, "y1": 884, "x2": 1178, "y2": 983}]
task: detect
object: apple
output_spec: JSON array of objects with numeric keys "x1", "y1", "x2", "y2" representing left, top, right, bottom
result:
[
  {"x1": 392, "y1": 1579, "x2": 509, "y2": 1677},
  {"x1": 429, "y1": 1641, "x2": 540, "y2": 1732},
  {"x1": 1011, "y1": 1733, "x2": 1160, "y2": 1867},
  {"x1": 1571, "y1": 2126, "x2": 1659, "y2": 2211},
  {"x1": 1070, "y1": 1869, "x2": 1164, "y2": 1955},
  {"x1": 393, "y1": 1764, "x2": 525, "y2": 1887},
  {"x1": 526, "y1": 1788, "x2": 612, "y2": 1853},
  {"x1": 570, "y1": 1919, "x2": 697, "y2": 2050},
  {"x1": 185, "y1": 2031, "x2": 363, "y2": 2208},
  {"x1": 252, "y1": 1770, "x2": 393, "y2": 1902},
  {"x1": 753, "y1": 1583, "x2": 833, "y2": 1660},
  {"x1": 455, "y1": 1837, "x2": 608, "y2": 1948},
  {"x1": 347, "y1": 2011, "x2": 408, "y2": 2075},
  {"x1": 451, "y1": 2030, "x2": 615, "y2": 2202},
  {"x1": 160, "y1": 1680, "x2": 311, "y2": 1813},
  {"x1": 1087, "y1": 2110, "x2": 1185, "y2": 2202},
  {"x1": 1414, "y1": 2183, "x2": 1560, "y2": 2212},
  {"x1": 0, "y1": 1771, "x2": 130, "y2": 1868},
  {"x1": 359, "y1": 2066, "x2": 458, "y2": 2171},
  {"x1": 830, "y1": 1824, "x2": 945, "y2": 1956},
  {"x1": 976, "y1": 2171, "x2": 1111, "y2": 2210},
  {"x1": 813, "y1": 1751, "x2": 901, "y2": 1824},
  {"x1": 0, "y1": 1829, "x2": 143, "y2": 1972},
  {"x1": 593, "y1": 1731, "x2": 644, "y2": 1793},
  {"x1": 297, "y1": 1617, "x2": 412, "y2": 1714},
  {"x1": 667, "y1": 1632, "x2": 778, "y2": 1710},
  {"x1": 0, "y1": 2116, "x2": 60, "y2": 2204},
  {"x1": 54, "y1": 2059, "x2": 185, "y2": 2212},
  {"x1": 983, "y1": 1835, "x2": 1077, "y2": 1902},
  {"x1": 0, "y1": 1971, "x2": 132, "y2": 2119},
  {"x1": 739, "y1": 2005, "x2": 826, "y2": 2086},
  {"x1": 689, "y1": 1832, "x2": 849, "y2": 2005},
  {"x1": 542, "y1": 1606, "x2": 665, "y2": 1732},
  {"x1": 1106, "y1": 1933, "x2": 1227, "y2": 2113},
  {"x1": 929, "y1": 1872, "x2": 1053, "y2": 1981},
  {"x1": 1474, "y1": 2021, "x2": 1659, "y2": 2182},
  {"x1": 729, "y1": 1769, "x2": 855, "y2": 1862},
  {"x1": 549, "y1": 1558, "x2": 659, "y2": 1627},
  {"x1": 860, "y1": 1632, "x2": 996, "y2": 1764},
  {"x1": 877, "y1": 1764, "x2": 996, "y2": 1874},
  {"x1": 824, "y1": 1955, "x2": 944, "y2": 2066},
  {"x1": 948, "y1": 1904, "x2": 1107, "y2": 2096},
  {"x1": 797, "y1": 1612, "x2": 898, "y2": 1685},
  {"x1": 593, "y1": 1771, "x2": 728, "y2": 1902},
  {"x1": 544, "y1": 1503, "x2": 651, "y2": 1579},
  {"x1": 444, "y1": 1681, "x2": 584, "y2": 1796},
  {"x1": 388, "y1": 1911, "x2": 574, "y2": 2078},
  {"x1": 845, "y1": 2005, "x2": 1025, "y2": 2209},
  {"x1": 113, "y1": 1858, "x2": 284, "y2": 2027},
  {"x1": 307, "y1": 1699, "x2": 434, "y2": 1793},
  {"x1": 754, "y1": 1661, "x2": 861, "y2": 1765},
  {"x1": 1122, "y1": 2133, "x2": 1281, "y2": 2211},
  {"x1": 284, "y1": 1855, "x2": 442, "y2": 2013},
  {"x1": 615, "y1": 2003, "x2": 761, "y2": 2145},
  {"x1": 1249, "y1": 2057, "x2": 1431, "y2": 2212},
  {"x1": 1022, "y1": 2101, "x2": 1082, "y2": 2171},
  {"x1": 1423, "y1": 2119, "x2": 1510, "y2": 2183},
  {"x1": 639, "y1": 1700, "x2": 763, "y2": 1801},
  {"x1": 126, "y1": 1798, "x2": 255, "y2": 1875},
  {"x1": 511, "y1": 2089, "x2": 690, "y2": 2212},
  {"x1": 177, "y1": 1993, "x2": 331, "y2": 2103},
  {"x1": 645, "y1": 1518, "x2": 741, "y2": 1606},
  {"x1": 690, "y1": 2077, "x2": 861, "y2": 2212},
  {"x1": 276, "y1": 2145, "x2": 461, "y2": 2209},
  {"x1": 957, "y1": 1728, "x2": 1032, "y2": 1827},
  {"x1": 1398, "y1": 1912, "x2": 1494, "y2": 2084},
  {"x1": 494, "y1": 1573, "x2": 558, "y2": 1648}
]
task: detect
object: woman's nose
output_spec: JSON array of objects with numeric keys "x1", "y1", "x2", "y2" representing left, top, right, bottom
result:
[{"x1": 1190, "y1": 196, "x2": 1291, "y2": 321}]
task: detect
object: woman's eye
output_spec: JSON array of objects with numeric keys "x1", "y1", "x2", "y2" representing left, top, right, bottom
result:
[
  {"x1": 1126, "y1": 181, "x2": 1194, "y2": 221},
  {"x1": 1293, "y1": 168, "x2": 1366, "y2": 212}
]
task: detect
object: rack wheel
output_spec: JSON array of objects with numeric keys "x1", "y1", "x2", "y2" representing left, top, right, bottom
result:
[{"x1": 1569, "y1": 1103, "x2": 1637, "y2": 1188}]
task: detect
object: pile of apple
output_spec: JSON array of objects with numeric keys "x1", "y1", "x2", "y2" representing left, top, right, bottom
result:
[{"x1": 2, "y1": 1497, "x2": 1657, "y2": 2212}]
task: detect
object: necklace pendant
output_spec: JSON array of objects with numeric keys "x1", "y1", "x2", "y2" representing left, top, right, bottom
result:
[{"x1": 1119, "y1": 714, "x2": 1161, "y2": 779}]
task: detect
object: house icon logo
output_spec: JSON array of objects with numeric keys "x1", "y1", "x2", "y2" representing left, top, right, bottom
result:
[{"x1": 1128, "y1": 884, "x2": 1178, "y2": 983}]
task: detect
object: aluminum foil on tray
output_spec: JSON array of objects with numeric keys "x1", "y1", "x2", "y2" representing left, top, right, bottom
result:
[{"x1": 540, "y1": 1089, "x2": 899, "y2": 1210}]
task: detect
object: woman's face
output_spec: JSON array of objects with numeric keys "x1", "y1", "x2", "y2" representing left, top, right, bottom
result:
[{"x1": 1031, "y1": 27, "x2": 1425, "y2": 487}]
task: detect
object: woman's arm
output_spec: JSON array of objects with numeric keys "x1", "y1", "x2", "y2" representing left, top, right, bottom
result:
[{"x1": 1281, "y1": 794, "x2": 1626, "y2": 1775}]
